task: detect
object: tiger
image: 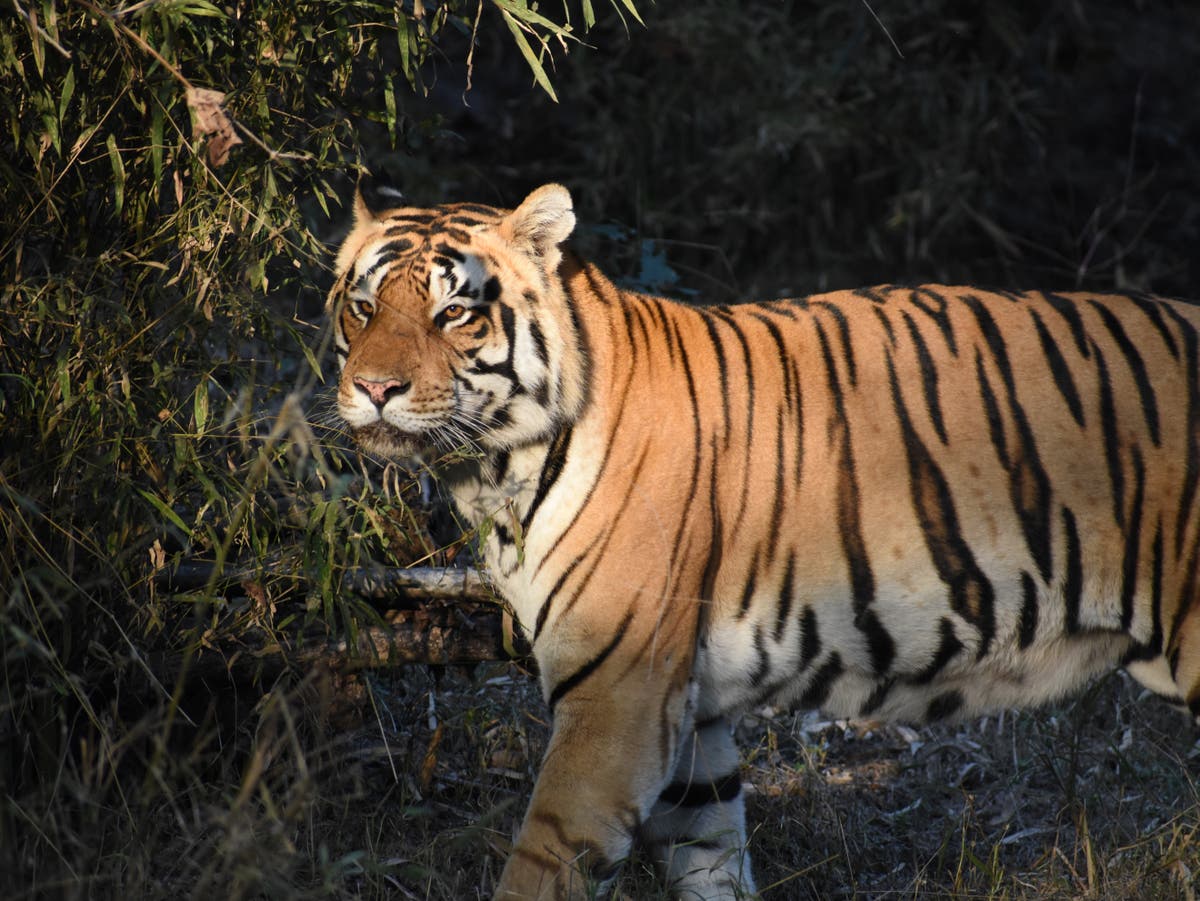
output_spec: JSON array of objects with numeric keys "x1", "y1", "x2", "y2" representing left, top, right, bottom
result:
[{"x1": 328, "y1": 182, "x2": 1200, "y2": 900}]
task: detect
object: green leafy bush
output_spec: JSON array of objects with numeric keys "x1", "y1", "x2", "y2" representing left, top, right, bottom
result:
[{"x1": 0, "y1": 2, "x2": 640, "y2": 896}]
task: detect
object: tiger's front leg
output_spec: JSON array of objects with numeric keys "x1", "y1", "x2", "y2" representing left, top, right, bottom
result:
[{"x1": 495, "y1": 660, "x2": 695, "y2": 899}]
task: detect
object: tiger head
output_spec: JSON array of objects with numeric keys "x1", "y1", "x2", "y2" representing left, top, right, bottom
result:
[{"x1": 328, "y1": 184, "x2": 587, "y2": 460}]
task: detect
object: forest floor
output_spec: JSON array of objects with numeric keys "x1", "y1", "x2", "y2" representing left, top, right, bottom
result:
[{"x1": 307, "y1": 660, "x2": 1200, "y2": 900}]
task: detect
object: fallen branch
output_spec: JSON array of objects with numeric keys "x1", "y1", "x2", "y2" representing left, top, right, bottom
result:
[
  {"x1": 149, "y1": 564, "x2": 529, "y2": 686},
  {"x1": 161, "y1": 561, "x2": 495, "y2": 602}
]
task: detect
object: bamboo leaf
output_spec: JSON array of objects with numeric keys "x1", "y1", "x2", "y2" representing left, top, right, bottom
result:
[
  {"x1": 193, "y1": 382, "x2": 209, "y2": 434},
  {"x1": 491, "y1": 0, "x2": 574, "y2": 38},
  {"x1": 613, "y1": 0, "x2": 644, "y2": 25},
  {"x1": 497, "y1": 8, "x2": 558, "y2": 102},
  {"x1": 106, "y1": 133, "x2": 125, "y2": 215},
  {"x1": 58, "y1": 66, "x2": 74, "y2": 121},
  {"x1": 138, "y1": 489, "x2": 190, "y2": 535}
]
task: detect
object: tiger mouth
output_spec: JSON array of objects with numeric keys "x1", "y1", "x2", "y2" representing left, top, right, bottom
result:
[{"x1": 350, "y1": 421, "x2": 426, "y2": 459}]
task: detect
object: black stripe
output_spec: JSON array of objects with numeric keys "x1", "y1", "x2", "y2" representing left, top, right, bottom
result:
[
  {"x1": 889, "y1": 352, "x2": 996, "y2": 657},
  {"x1": 1043, "y1": 292, "x2": 1092, "y2": 359},
  {"x1": 1091, "y1": 300, "x2": 1160, "y2": 445},
  {"x1": 901, "y1": 310, "x2": 948, "y2": 444},
  {"x1": 714, "y1": 309, "x2": 756, "y2": 442},
  {"x1": 909, "y1": 287, "x2": 958, "y2": 355},
  {"x1": 1120, "y1": 447, "x2": 1146, "y2": 631},
  {"x1": 565, "y1": 270, "x2": 593, "y2": 413},
  {"x1": 1029, "y1": 308, "x2": 1085, "y2": 427},
  {"x1": 1161, "y1": 305, "x2": 1200, "y2": 555},
  {"x1": 715, "y1": 309, "x2": 757, "y2": 536},
  {"x1": 872, "y1": 305, "x2": 897, "y2": 345},
  {"x1": 699, "y1": 437, "x2": 723, "y2": 617},
  {"x1": 748, "y1": 310, "x2": 796, "y2": 413},
  {"x1": 483, "y1": 277, "x2": 501, "y2": 303},
  {"x1": 1129, "y1": 294, "x2": 1179, "y2": 359},
  {"x1": 820, "y1": 320, "x2": 888, "y2": 670},
  {"x1": 813, "y1": 320, "x2": 847, "y2": 428},
  {"x1": 628, "y1": 296, "x2": 653, "y2": 349},
  {"x1": 523, "y1": 425, "x2": 572, "y2": 531},
  {"x1": 698, "y1": 312, "x2": 732, "y2": 446},
  {"x1": 800, "y1": 652, "x2": 843, "y2": 707},
  {"x1": 926, "y1": 690, "x2": 963, "y2": 722},
  {"x1": 618, "y1": 302, "x2": 639, "y2": 365},
  {"x1": 748, "y1": 626, "x2": 771, "y2": 687},
  {"x1": 766, "y1": 409, "x2": 786, "y2": 567},
  {"x1": 645, "y1": 297, "x2": 676, "y2": 362},
  {"x1": 856, "y1": 608, "x2": 895, "y2": 675},
  {"x1": 1147, "y1": 523, "x2": 1164, "y2": 655},
  {"x1": 658, "y1": 770, "x2": 743, "y2": 808},
  {"x1": 738, "y1": 559, "x2": 759, "y2": 618},
  {"x1": 452, "y1": 203, "x2": 500, "y2": 216},
  {"x1": 911, "y1": 617, "x2": 964, "y2": 684},
  {"x1": 528, "y1": 320, "x2": 550, "y2": 366},
  {"x1": 1062, "y1": 507, "x2": 1083, "y2": 633},
  {"x1": 1018, "y1": 571, "x2": 1039, "y2": 649},
  {"x1": 433, "y1": 241, "x2": 465, "y2": 261},
  {"x1": 853, "y1": 286, "x2": 890, "y2": 304},
  {"x1": 860, "y1": 677, "x2": 896, "y2": 716},
  {"x1": 815, "y1": 302, "x2": 858, "y2": 388},
  {"x1": 774, "y1": 552, "x2": 797, "y2": 642},
  {"x1": 553, "y1": 447, "x2": 652, "y2": 626},
  {"x1": 976, "y1": 351, "x2": 1008, "y2": 468},
  {"x1": 798, "y1": 606, "x2": 821, "y2": 670},
  {"x1": 966, "y1": 294, "x2": 1054, "y2": 583},
  {"x1": 534, "y1": 555, "x2": 584, "y2": 641},
  {"x1": 548, "y1": 610, "x2": 634, "y2": 711},
  {"x1": 1094, "y1": 344, "x2": 1125, "y2": 528},
  {"x1": 664, "y1": 314, "x2": 706, "y2": 583}
]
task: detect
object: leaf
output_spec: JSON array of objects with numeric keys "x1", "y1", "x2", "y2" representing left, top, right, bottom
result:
[
  {"x1": 491, "y1": 0, "x2": 574, "y2": 36},
  {"x1": 58, "y1": 66, "x2": 75, "y2": 121},
  {"x1": 186, "y1": 86, "x2": 242, "y2": 167},
  {"x1": 193, "y1": 382, "x2": 209, "y2": 433},
  {"x1": 581, "y1": 0, "x2": 596, "y2": 29},
  {"x1": 496, "y1": 8, "x2": 558, "y2": 102},
  {"x1": 150, "y1": 101, "x2": 164, "y2": 188},
  {"x1": 615, "y1": 0, "x2": 644, "y2": 25},
  {"x1": 105, "y1": 133, "x2": 125, "y2": 215},
  {"x1": 138, "y1": 489, "x2": 190, "y2": 535}
]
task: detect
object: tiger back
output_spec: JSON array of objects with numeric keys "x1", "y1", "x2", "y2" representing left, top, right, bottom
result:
[{"x1": 329, "y1": 183, "x2": 1200, "y2": 900}]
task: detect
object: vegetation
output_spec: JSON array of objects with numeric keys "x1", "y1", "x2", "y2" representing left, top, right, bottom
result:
[{"x1": 2, "y1": 1, "x2": 1198, "y2": 898}]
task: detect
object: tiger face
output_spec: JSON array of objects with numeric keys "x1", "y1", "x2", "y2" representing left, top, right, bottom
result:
[{"x1": 330, "y1": 184, "x2": 585, "y2": 460}]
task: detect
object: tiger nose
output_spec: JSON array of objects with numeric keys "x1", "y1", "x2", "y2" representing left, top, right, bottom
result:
[{"x1": 353, "y1": 376, "x2": 411, "y2": 409}]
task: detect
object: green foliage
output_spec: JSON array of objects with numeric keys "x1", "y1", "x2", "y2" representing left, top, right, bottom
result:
[{"x1": 0, "y1": 1, "x2": 641, "y2": 896}]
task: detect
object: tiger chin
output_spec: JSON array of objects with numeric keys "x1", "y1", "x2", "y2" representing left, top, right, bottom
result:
[{"x1": 328, "y1": 181, "x2": 1200, "y2": 900}]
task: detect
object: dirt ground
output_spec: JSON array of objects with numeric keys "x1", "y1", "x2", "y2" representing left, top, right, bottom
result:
[{"x1": 320, "y1": 660, "x2": 1200, "y2": 900}]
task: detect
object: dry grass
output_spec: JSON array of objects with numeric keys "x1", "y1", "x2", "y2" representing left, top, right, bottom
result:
[{"x1": 115, "y1": 663, "x2": 1192, "y2": 900}]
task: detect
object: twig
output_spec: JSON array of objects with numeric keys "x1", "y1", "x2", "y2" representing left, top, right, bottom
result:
[
  {"x1": 12, "y1": 0, "x2": 73, "y2": 59},
  {"x1": 159, "y1": 561, "x2": 496, "y2": 602},
  {"x1": 861, "y1": 0, "x2": 904, "y2": 59}
]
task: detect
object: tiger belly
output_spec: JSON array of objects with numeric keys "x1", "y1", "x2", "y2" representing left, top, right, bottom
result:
[{"x1": 696, "y1": 603, "x2": 1133, "y2": 725}]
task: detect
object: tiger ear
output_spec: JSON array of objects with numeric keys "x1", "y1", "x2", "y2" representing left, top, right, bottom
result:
[
  {"x1": 353, "y1": 172, "x2": 406, "y2": 224},
  {"x1": 501, "y1": 184, "x2": 575, "y2": 264}
]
